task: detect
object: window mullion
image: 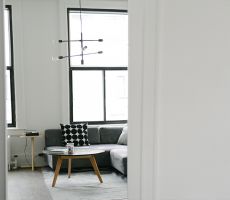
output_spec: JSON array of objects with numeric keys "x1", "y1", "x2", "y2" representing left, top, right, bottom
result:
[{"x1": 103, "y1": 70, "x2": 106, "y2": 122}]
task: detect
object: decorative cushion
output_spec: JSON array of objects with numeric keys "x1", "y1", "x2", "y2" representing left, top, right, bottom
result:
[
  {"x1": 60, "y1": 123, "x2": 90, "y2": 146},
  {"x1": 117, "y1": 126, "x2": 128, "y2": 145}
]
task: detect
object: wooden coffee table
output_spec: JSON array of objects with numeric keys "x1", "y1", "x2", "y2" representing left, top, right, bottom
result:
[{"x1": 43, "y1": 148, "x2": 105, "y2": 187}]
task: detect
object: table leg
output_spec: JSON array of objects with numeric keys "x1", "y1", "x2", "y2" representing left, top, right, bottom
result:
[
  {"x1": 89, "y1": 155, "x2": 103, "y2": 183},
  {"x1": 52, "y1": 157, "x2": 63, "y2": 187},
  {"x1": 68, "y1": 158, "x2": 72, "y2": 178},
  {"x1": 31, "y1": 137, "x2": 35, "y2": 171}
]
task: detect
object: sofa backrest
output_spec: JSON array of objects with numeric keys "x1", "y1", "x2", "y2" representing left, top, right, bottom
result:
[
  {"x1": 45, "y1": 129, "x2": 63, "y2": 147},
  {"x1": 45, "y1": 125, "x2": 124, "y2": 147},
  {"x1": 87, "y1": 126, "x2": 100, "y2": 144},
  {"x1": 99, "y1": 127, "x2": 123, "y2": 144}
]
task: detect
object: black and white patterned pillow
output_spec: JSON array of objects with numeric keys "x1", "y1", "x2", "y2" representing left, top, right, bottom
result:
[{"x1": 60, "y1": 123, "x2": 90, "y2": 146}]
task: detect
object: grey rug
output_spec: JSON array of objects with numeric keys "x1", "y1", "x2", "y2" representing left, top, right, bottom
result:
[{"x1": 42, "y1": 169, "x2": 128, "y2": 200}]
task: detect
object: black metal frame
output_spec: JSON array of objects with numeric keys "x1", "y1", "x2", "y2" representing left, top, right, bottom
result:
[
  {"x1": 5, "y1": 5, "x2": 16, "y2": 127},
  {"x1": 68, "y1": 8, "x2": 128, "y2": 125}
]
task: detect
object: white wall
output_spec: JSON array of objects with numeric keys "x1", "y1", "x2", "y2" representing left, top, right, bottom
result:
[
  {"x1": 129, "y1": 0, "x2": 230, "y2": 199},
  {"x1": 0, "y1": 0, "x2": 7, "y2": 199},
  {"x1": 6, "y1": 0, "x2": 127, "y2": 167},
  {"x1": 157, "y1": 0, "x2": 230, "y2": 199},
  {"x1": 6, "y1": 0, "x2": 61, "y2": 167}
]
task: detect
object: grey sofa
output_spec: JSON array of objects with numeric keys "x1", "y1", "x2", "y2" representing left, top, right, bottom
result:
[{"x1": 44, "y1": 125, "x2": 127, "y2": 176}]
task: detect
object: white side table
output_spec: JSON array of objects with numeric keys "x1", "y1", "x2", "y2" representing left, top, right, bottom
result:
[{"x1": 10, "y1": 133, "x2": 40, "y2": 171}]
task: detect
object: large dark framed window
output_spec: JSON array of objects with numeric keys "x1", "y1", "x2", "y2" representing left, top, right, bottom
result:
[
  {"x1": 4, "y1": 5, "x2": 16, "y2": 127},
  {"x1": 68, "y1": 8, "x2": 128, "y2": 124}
]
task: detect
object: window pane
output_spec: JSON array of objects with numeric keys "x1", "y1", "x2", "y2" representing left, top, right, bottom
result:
[
  {"x1": 4, "y1": 9, "x2": 11, "y2": 67},
  {"x1": 69, "y1": 11, "x2": 128, "y2": 67},
  {"x1": 105, "y1": 71, "x2": 128, "y2": 121},
  {"x1": 72, "y1": 71, "x2": 104, "y2": 121},
  {"x1": 6, "y1": 70, "x2": 12, "y2": 124}
]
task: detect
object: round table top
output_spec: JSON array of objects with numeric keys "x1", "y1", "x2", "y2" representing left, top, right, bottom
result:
[{"x1": 43, "y1": 147, "x2": 105, "y2": 156}]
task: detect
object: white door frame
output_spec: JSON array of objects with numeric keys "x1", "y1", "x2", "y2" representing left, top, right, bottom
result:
[
  {"x1": 0, "y1": 0, "x2": 7, "y2": 199},
  {"x1": 128, "y1": 0, "x2": 158, "y2": 199}
]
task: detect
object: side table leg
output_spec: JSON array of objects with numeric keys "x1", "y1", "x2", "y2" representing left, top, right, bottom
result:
[
  {"x1": 52, "y1": 157, "x2": 63, "y2": 187},
  {"x1": 89, "y1": 156, "x2": 103, "y2": 183},
  {"x1": 68, "y1": 158, "x2": 72, "y2": 178},
  {"x1": 31, "y1": 137, "x2": 35, "y2": 171}
]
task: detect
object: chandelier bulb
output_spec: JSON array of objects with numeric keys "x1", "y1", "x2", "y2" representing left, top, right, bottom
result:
[{"x1": 58, "y1": 56, "x2": 64, "y2": 59}]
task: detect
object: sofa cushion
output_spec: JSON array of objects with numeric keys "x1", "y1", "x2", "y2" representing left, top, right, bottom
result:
[
  {"x1": 99, "y1": 127, "x2": 123, "y2": 144},
  {"x1": 60, "y1": 123, "x2": 89, "y2": 146},
  {"x1": 117, "y1": 126, "x2": 128, "y2": 145},
  {"x1": 45, "y1": 129, "x2": 63, "y2": 147},
  {"x1": 87, "y1": 126, "x2": 100, "y2": 144},
  {"x1": 110, "y1": 148, "x2": 127, "y2": 175}
]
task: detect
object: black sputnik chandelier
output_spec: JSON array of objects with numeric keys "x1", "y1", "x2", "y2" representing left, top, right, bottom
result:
[{"x1": 58, "y1": 0, "x2": 103, "y2": 65}]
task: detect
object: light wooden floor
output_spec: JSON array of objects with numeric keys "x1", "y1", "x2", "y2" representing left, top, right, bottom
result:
[{"x1": 8, "y1": 168, "x2": 53, "y2": 200}]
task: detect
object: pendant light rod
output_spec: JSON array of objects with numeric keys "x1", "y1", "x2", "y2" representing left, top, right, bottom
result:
[{"x1": 79, "y1": 0, "x2": 84, "y2": 64}]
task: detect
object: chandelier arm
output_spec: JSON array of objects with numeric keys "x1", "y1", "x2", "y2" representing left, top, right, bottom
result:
[
  {"x1": 58, "y1": 51, "x2": 103, "y2": 59},
  {"x1": 82, "y1": 51, "x2": 103, "y2": 56},
  {"x1": 59, "y1": 39, "x2": 103, "y2": 43}
]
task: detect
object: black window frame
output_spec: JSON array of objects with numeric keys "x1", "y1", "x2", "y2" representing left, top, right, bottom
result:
[
  {"x1": 68, "y1": 8, "x2": 128, "y2": 125},
  {"x1": 5, "y1": 5, "x2": 16, "y2": 127}
]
